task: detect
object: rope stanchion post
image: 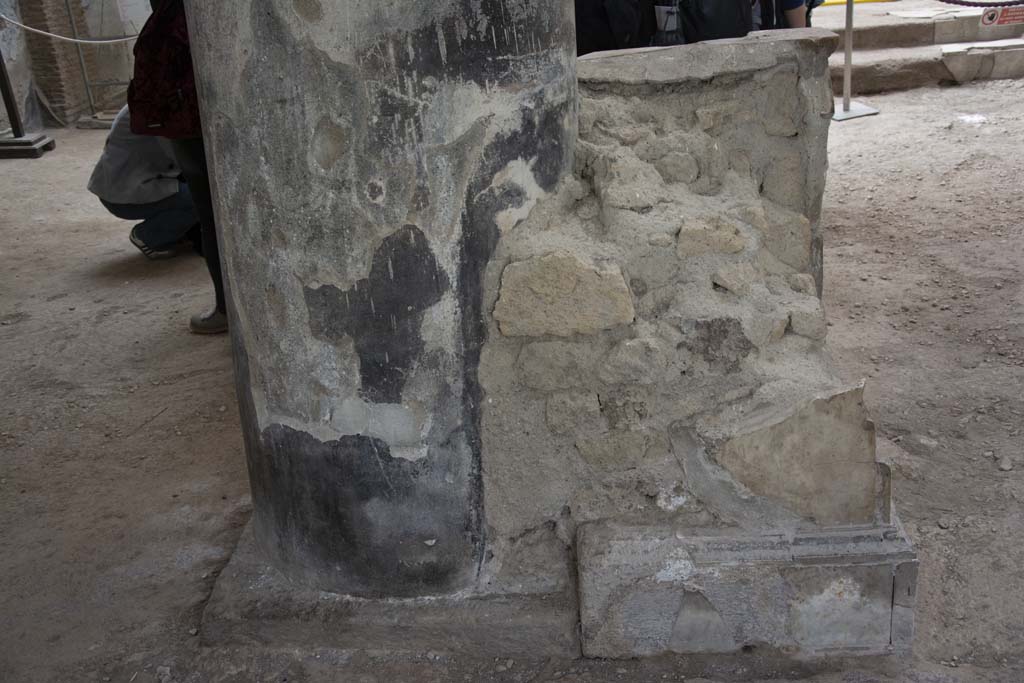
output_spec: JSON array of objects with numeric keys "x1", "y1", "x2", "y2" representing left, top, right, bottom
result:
[
  {"x1": 0, "y1": 50, "x2": 56, "y2": 159},
  {"x1": 833, "y1": 0, "x2": 880, "y2": 121},
  {"x1": 831, "y1": 0, "x2": 1019, "y2": 121},
  {"x1": 1, "y1": 47, "x2": 25, "y2": 139}
]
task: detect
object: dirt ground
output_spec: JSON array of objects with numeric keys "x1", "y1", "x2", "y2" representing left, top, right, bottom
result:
[{"x1": 1, "y1": 79, "x2": 1023, "y2": 683}]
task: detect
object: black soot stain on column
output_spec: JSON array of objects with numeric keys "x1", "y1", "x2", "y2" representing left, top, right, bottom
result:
[
  {"x1": 458, "y1": 102, "x2": 571, "y2": 561},
  {"x1": 234, "y1": 278, "x2": 468, "y2": 596},
  {"x1": 256, "y1": 423, "x2": 469, "y2": 595},
  {"x1": 304, "y1": 224, "x2": 449, "y2": 404}
]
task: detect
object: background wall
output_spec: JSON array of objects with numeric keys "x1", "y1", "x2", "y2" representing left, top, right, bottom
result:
[
  {"x1": 2, "y1": 0, "x2": 147, "y2": 129},
  {"x1": 116, "y1": 0, "x2": 150, "y2": 27},
  {"x1": 80, "y1": 0, "x2": 147, "y2": 112},
  {"x1": 19, "y1": 0, "x2": 97, "y2": 123}
]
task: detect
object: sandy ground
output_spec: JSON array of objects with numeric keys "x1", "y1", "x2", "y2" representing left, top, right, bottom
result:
[{"x1": 1, "y1": 80, "x2": 1023, "y2": 683}]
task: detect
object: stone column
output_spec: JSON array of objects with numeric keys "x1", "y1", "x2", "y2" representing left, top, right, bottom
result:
[{"x1": 184, "y1": 0, "x2": 577, "y2": 597}]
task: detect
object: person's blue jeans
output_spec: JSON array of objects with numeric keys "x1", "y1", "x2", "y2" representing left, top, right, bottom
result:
[{"x1": 100, "y1": 182, "x2": 198, "y2": 250}]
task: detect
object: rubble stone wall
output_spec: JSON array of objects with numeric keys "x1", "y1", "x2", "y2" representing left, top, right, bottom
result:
[{"x1": 475, "y1": 30, "x2": 889, "y2": 594}]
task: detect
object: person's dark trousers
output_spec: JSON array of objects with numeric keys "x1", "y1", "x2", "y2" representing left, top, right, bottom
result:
[
  {"x1": 101, "y1": 181, "x2": 198, "y2": 249},
  {"x1": 170, "y1": 137, "x2": 226, "y2": 314}
]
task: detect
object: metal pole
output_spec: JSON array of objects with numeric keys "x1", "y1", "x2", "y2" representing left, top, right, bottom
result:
[
  {"x1": 0, "y1": 48, "x2": 26, "y2": 138},
  {"x1": 843, "y1": 0, "x2": 854, "y2": 113},
  {"x1": 833, "y1": 0, "x2": 877, "y2": 122},
  {"x1": 63, "y1": 0, "x2": 97, "y2": 116}
]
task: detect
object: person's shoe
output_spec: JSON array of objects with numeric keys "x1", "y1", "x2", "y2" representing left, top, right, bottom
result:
[
  {"x1": 130, "y1": 225, "x2": 176, "y2": 260},
  {"x1": 189, "y1": 309, "x2": 229, "y2": 335}
]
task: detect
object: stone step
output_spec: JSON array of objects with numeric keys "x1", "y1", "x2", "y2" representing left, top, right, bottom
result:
[
  {"x1": 813, "y1": 0, "x2": 1024, "y2": 50},
  {"x1": 830, "y1": 38, "x2": 1024, "y2": 95}
]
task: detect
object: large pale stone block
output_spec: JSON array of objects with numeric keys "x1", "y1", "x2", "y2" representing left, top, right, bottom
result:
[
  {"x1": 712, "y1": 262, "x2": 760, "y2": 297},
  {"x1": 575, "y1": 429, "x2": 653, "y2": 471},
  {"x1": 715, "y1": 386, "x2": 878, "y2": 526},
  {"x1": 760, "y1": 68, "x2": 801, "y2": 138},
  {"x1": 788, "y1": 272, "x2": 817, "y2": 295},
  {"x1": 577, "y1": 520, "x2": 917, "y2": 659},
  {"x1": 588, "y1": 146, "x2": 669, "y2": 211},
  {"x1": 546, "y1": 391, "x2": 604, "y2": 435},
  {"x1": 597, "y1": 337, "x2": 670, "y2": 386},
  {"x1": 788, "y1": 296, "x2": 828, "y2": 340},
  {"x1": 676, "y1": 217, "x2": 748, "y2": 258},
  {"x1": 763, "y1": 202, "x2": 814, "y2": 272},
  {"x1": 493, "y1": 252, "x2": 635, "y2": 337},
  {"x1": 655, "y1": 151, "x2": 700, "y2": 184},
  {"x1": 516, "y1": 341, "x2": 603, "y2": 392}
]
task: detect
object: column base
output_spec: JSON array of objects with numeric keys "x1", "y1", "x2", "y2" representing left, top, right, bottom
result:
[{"x1": 200, "y1": 522, "x2": 581, "y2": 658}]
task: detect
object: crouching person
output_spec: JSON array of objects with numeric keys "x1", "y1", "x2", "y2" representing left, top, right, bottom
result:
[{"x1": 88, "y1": 104, "x2": 199, "y2": 260}]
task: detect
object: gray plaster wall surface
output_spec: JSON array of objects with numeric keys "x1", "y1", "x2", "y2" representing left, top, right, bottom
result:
[
  {"x1": 185, "y1": 0, "x2": 577, "y2": 597},
  {"x1": 1, "y1": 0, "x2": 40, "y2": 131},
  {"x1": 108, "y1": 0, "x2": 149, "y2": 31}
]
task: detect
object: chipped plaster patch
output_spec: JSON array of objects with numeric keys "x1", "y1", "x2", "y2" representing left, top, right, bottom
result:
[{"x1": 655, "y1": 549, "x2": 697, "y2": 583}]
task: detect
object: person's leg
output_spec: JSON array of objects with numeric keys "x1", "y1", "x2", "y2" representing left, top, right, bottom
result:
[
  {"x1": 170, "y1": 136, "x2": 228, "y2": 333},
  {"x1": 131, "y1": 182, "x2": 199, "y2": 249},
  {"x1": 184, "y1": 222, "x2": 204, "y2": 256},
  {"x1": 101, "y1": 197, "x2": 183, "y2": 259},
  {"x1": 100, "y1": 198, "x2": 152, "y2": 222},
  {"x1": 783, "y1": 0, "x2": 807, "y2": 28}
]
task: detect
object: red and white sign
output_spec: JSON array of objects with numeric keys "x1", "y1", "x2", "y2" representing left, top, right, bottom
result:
[{"x1": 981, "y1": 7, "x2": 1024, "y2": 27}]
